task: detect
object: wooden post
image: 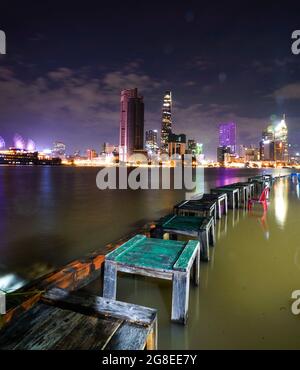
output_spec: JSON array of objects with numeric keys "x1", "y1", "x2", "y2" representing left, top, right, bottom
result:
[
  {"x1": 199, "y1": 230, "x2": 209, "y2": 261},
  {"x1": 217, "y1": 199, "x2": 222, "y2": 219},
  {"x1": 146, "y1": 318, "x2": 158, "y2": 350},
  {"x1": 171, "y1": 271, "x2": 190, "y2": 324},
  {"x1": 193, "y1": 248, "x2": 200, "y2": 286},
  {"x1": 103, "y1": 261, "x2": 117, "y2": 300},
  {"x1": 210, "y1": 220, "x2": 216, "y2": 246}
]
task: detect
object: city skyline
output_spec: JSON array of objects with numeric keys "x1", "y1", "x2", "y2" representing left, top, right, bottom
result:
[{"x1": 0, "y1": 2, "x2": 300, "y2": 159}]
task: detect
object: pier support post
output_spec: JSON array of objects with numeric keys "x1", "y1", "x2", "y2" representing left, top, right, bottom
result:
[
  {"x1": 171, "y1": 271, "x2": 190, "y2": 324},
  {"x1": 192, "y1": 248, "x2": 200, "y2": 286},
  {"x1": 224, "y1": 196, "x2": 228, "y2": 214},
  {"x1": 103, "y1": 261, "x2": 117, "y2": 300},
  {"x1": 199, "y1": 230, "x2": 209, "y2": 262}
]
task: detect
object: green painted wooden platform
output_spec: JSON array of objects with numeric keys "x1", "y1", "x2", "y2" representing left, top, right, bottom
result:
[
  {"x1": 151, "y1": 214, "x2": 215, "y2": 262},
  {"x1": 0, "y1": 288, "x2": 157, "y2": 350},
  {"x1": 103, "y1": 235, "x2": 200, "y2": 324}
]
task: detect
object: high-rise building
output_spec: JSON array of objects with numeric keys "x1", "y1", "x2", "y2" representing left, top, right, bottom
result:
[
  {"x1": 52, "y1": 141, "x2": 66, "y2": 158},
  {"x1": 260, "y1": 125, "x2": 275, "y2": 161},
  {"x1": 160, "y1": 91, "x2": 172, "y2": 153},
  {"x1": 187, "y1": 139, "x2": 203, "y2": 155},
  {"x1": 145, "y1": 130, "x2": 159, "y2": 153},
  {"x1": 217, "y1": 146, "x2": 231, "y2": 163},
  {"x1": 119, "y1": 88, "x2": 144, "y2": 162},
  {"x1": 260, "y1": 115, "x2": 288, "y2": 162},
  {"x1": 219, "y1": 123, "x2": 237, "y2": 154},
  {"x1": 274, "y1": 115, "x2": 288, "y2": 162},
  {"x1": 168, "y1": 133, "x2": 186, "y2": 157}
]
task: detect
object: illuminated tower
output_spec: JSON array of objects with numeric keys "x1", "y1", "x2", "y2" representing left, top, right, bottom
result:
[
  {"x1": 119, "y1": 88, "x2": 144, "y2": 162},
  {"x1": 260, "y1": 115, "x2": 288, "y2": 162},
  {"x1": 219, "y1": 122, "x2": 236, "y2": 154},
  {"x1": 274, "y1": 114, "x2": 288, "y2": 162},
  {"x1": 160, "y1": 91, "x2": 172, "y2": 153}
]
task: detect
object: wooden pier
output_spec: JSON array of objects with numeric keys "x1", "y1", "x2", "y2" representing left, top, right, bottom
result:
[
  {"x1": 103, "y1": 235, "x2": 200, "y2": 324},
  {"x1": 0, "y1": 287, "x2": 157, "y2": 350},
  {"x1": 211, "y1": 187, "x2": 240, "y2": 209},
  {"x1": 174, "y1": 199, "x2": 217, "y2": 224}
]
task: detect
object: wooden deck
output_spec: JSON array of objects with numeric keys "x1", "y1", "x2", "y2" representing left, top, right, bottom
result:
[
  {"x1": 151, "y1": 214, "x2": 215, "y2": 262},
  {"x1": 174, "y1": 199, "x2": 217, "y2": 224},
  {"x1": 0, "y1": 288, "x2": 157, "y2": 350},
  {"x1": 103, "y1": 235, "x2": 200, "y2": 324},
  {"x1": 200, "y1": 193, "x2": 228, "y2": 219},
  {"x1": 211, "y1": 187, "x2": 240, "y2": 209}
]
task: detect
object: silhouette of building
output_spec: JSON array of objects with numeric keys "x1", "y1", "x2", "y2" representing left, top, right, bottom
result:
[{"x1": 119, "y1": 88, "x2": 144, "y2": 161}]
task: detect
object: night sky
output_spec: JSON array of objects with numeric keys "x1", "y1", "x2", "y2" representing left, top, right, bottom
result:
[{"x1": 1, "y1": 1, "x2": 300, "y2": 158}]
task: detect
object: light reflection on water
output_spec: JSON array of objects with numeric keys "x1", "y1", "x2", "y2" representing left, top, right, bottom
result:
[{"x1": 274, "y1": 180, "x2": 289, "y2": 228}]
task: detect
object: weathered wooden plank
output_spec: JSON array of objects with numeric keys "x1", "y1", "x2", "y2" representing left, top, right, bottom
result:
[
  {"x1": 171, "y1": 271, "x2": 190, "y2": 324},
  {"x1": 173, "y1": 240, "x2": 199, "y2": 272},
  {"x1": 106, "y1": 234, "x2": 146, "y2": 261},
  {"x1": 42, "y1": 288, "x2": 157, "y2": 326},
  {"x1": 104, "y1": 322, "x2": 150, "y2": 350},
  {"x1": 115, "y1": 238, "x2": 184, "y2": 270},
  {"x1": 54, "y1": 315, "x2": 122, "y2": 350},
  {"x1": 117, "y1": 264, "x2": 173, "y2": 280},
  {"x1": 0, "y1": 303, "x2": 94, "y2": 350},
  {"x1": 146, "y1": 318, "x2": 158, "y2": 350},
  {"x1": 103, "y1": 261, "x2": 118, "y2": 300}
]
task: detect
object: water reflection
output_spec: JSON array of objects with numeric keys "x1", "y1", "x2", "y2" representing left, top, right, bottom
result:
[
  {"x1": 274, "y1": 180, "x2": 288, "y2": 228},
  {"x1": 0, "y1": 273, "x2": 25, "y2": 292}
]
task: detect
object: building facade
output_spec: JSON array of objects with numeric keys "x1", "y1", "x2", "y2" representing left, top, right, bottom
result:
[
  {"x1": 160, "y1": 91, "x2": 172, "y2": 154},
  {"x1": 119, "y1": 88, "x2": 144, "y2": 162},
  {"x1": 168, "y1": 133, "x2": 186, "y2": 157},
  {"x1": 217, "y1": 146, "x2": 232, "y2": 163},
  {"x1": 52, "y1": 142, "x2": 66, "y2": 158},
  {"x1": 219, "y1": 122, "x2": 237, "y2": 154},
  {"x1": 145, "y1": 130, "x2": 159, "y2": 153},
  {"x1": 260, "y1": 116, "x2": 288, "y2": 162}
]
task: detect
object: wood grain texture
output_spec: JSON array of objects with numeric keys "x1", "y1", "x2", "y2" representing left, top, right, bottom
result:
[
  {"x1": 104, "y1": 322, "x2": 150, "y2": 350},
  {"x1": 42, "y1": 288, "x2": 157, "y2": 326},
  {"x1": 173, "y1": 240, "x2": 199, "y2": 272}
]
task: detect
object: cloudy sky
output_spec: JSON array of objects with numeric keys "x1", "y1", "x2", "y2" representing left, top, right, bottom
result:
[{"x1": 0, "y1": 1, "x2": 300, "y2": 158}]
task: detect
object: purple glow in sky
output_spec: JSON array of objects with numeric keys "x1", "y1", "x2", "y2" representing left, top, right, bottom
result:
[
  {"x1": 0, "y1": 137, "x2": 5, "y2": 149},
  {"x1": 27, "y1": 139, "x2": 36, "y2": 152},
  {"x1": 13, "y1": 134, "x2": 25, "y2": 150}
]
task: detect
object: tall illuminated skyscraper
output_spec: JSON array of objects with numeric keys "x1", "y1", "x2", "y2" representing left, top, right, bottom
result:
[
  {"x1": 219, "y1": 122, "x2": 237, "y2": 154},
  {"x1": 260, "y1": 115, "x2": 288, "y2": 162},
  {"x1": 274, "y1": 115, "x2": 288, "y2": 162},
  {"x1": 119, "y1": 88, "x2": 144, "y2": 162},
  {"x1": 160, "y1": 91, "x2": 172, "y2": 153},
  {"x1": 145, "y1": 130, "x2": 158, "y2": 153}
]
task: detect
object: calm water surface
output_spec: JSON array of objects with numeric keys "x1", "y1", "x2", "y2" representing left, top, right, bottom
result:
[{"x1": 1, "y1": 166, "x2": 299, "y2": 349}]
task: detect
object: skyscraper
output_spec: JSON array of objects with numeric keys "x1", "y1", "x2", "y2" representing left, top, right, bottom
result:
[
  {"x1": 160, "y1": 91, "x2": 172, "y2": 153},
  {"x1": 260, "y1": 115, "x2": 288, "y2": 162},
  {"x1": 145, "y1": 130, "x2": 159, "y2": 153},
  {"x1": 274, "y1": 115, "x2": 288, "y2": 162},
  {"x1": 119, "y1": 88, "x2": 144, "y2": 162},
  {"x1": 219, "y1": 122, "x2": 237, "y2": 154}
]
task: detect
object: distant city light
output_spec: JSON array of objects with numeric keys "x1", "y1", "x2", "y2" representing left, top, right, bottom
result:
[
  {"x1": 27, "y1": 139, "x2": 36, "y2": 152},
  {"x1": 42, "y1": 148, "x2": 52, "y2": 154},
  {"x1": 0, "y1": 136, "x2": 5, "y2": 149},
  {"x1": 13, "y1": 134, "x2": 25, "y2": 150}
]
